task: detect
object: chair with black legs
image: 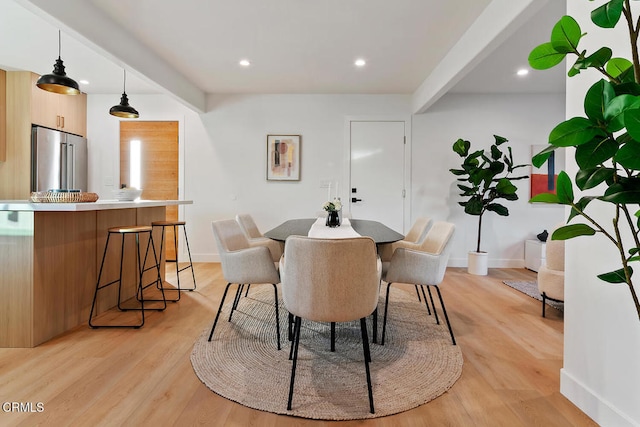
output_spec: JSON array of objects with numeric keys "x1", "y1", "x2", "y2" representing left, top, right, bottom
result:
[
  {"x1": 152, "y1": 220, "x2": 197, "y2": 302},
  {"x1": 378, "y1": 216, "x2": 432, "y2": 303},
  {"x1": 208, "y1": 219, "x2": 281, "y2": 350},
  {"x1": 280, "y1": 236, "x2": 381, "y2": 414},
  {"x1": 89, "y1": 225, "x2": 166, "y2": 328},
  {"x1": 380, "y1": 221, "x2": 456, "y2": 346}
]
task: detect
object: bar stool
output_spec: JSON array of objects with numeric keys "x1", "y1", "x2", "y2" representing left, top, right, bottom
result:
[
  {"x1": 89, "y1": 225, "x2": 166, "y2": 328},
  {"x1": 152, "y1": 220, "x2": 196, "y2": 302}
]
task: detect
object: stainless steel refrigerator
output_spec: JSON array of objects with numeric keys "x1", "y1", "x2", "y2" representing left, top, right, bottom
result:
[{"x1": 31, "y1": 126, "x2": 88, "y2": 192}]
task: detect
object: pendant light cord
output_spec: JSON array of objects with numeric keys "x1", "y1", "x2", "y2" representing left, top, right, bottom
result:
[
  {"x1": 58, "y1": 30, "x2": 61, "y2": 59},
  {"x1": 123, "y1": 69, "x2": 127, "y2": 94}
]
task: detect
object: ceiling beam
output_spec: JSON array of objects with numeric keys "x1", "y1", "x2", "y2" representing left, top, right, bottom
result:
[
  {"x1": 18, "y1": 0, "x2": 206, "y2": 113},
  {"x1": 411, "y1": 0, "x2": 551, "y2": 114}
]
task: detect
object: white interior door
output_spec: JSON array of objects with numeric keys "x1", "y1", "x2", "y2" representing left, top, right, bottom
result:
[{"x1": 350, "y1": 120, "x2": 406, "y2": 233}]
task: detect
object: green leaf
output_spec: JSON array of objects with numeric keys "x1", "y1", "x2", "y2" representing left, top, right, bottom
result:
[
  {"x1": 575, "y1": 167, "x2": 614, "y2": 190},
  {"x1": 575, "y1": 136, "x2": 618, "y2": 169},
  {"x1": 569, "y1": 196, "x2": 596, "y2": 221},
  {"x1": 597, "y1": 267, "x2": 631, "y2": 284},
  {"x1": 601, "y1": 182, "x2": 640, "y2": 204},
  {"x1": 584, "y1": 79, "x2": 616, "y2": 121},
  {"x1": 532, "y1": 145, "x2": 557, "y2": 168},
  {"x1": 495, "y1": 178, "x2": 517, "y2": 195},
  {"x1": 556, "y1": 171, "x2": 574, "y2": 204},
  {"x1": 607, "y1": 57, "x2": 633, "y2": 79},
  {"x1": 580, "y1": 47, "x2": 613, "y2": 69},
  {"x1": 551, "y1": 15, "x2": 582, "y2": 52},
  {"x1": 591, "y1": 0, "x2": 624, "y2": 28},
  {"x1": 486, "y1": 203, "x2": 509, "y2": 216},
  {"x1": 490, "y1": 144, "x2": 501, "y2": 160},
  {"x1": 452, "y1": 139, "x2": 470, "y2": 157},
  {"x1": 529, "y1": 42, "x2": 567, "y2": 70},
  {"x1": 530, "y1": 193, "x2": 561, "y2": 203},
  {"x1": 449, "y1": 168, "x2": 467, "y2": 176},
  {"x1": 549, "y1": 117, "x2": 600, "y2": 147},
  {"x1": 605, "y1": 94, "x2": 640, "y2": 132},
  {"x1": 624, "y1": 108, "x2": 640, "y2": 141},
  {"x1": 615, "y1": 140, "x2": 640, "y2": 170},
  {"x1": 494, "y1": 135, "x2": 508, "y2": 145},
  {"x1": 552, "y1": 223, "x2": 597, "y2": 240},
  {"x1": 464, "y1": 196, "x2": 484, "y2": 216},
  {"x1": 629, "y1": 247, "x2": 640, "y2": 255}
]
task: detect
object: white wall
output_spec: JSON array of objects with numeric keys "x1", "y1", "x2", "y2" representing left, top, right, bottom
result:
[
  {"x1": 413, "y1": 93, "x2": 565, "y2": 267},
  {"x1": 87, "y1": 92, "x2": 565, "y2": 267},
  {"x1": 560, "y1": 2, "x2": 640, "y2": 426}
]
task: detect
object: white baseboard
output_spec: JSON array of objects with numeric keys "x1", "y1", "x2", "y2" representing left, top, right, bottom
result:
[
  {"x1": 448, "y1": 257, "x2": 525, "y2": 269},
  {"x1": 560, "y1": 369, "x2": 638, "y2": 427}
]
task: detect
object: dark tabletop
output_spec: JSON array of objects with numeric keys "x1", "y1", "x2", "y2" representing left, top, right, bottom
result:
[{"x1": 264, "y1": 218, "x2": 404, "y2": 244}]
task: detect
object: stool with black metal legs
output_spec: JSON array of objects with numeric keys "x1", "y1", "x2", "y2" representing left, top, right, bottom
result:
[
  {"x1": 88, "y1": 225, "x2": 166, "y2": 328},
  {"x1": 152, "y1": 220, "x2": 196, "y2": 302}
]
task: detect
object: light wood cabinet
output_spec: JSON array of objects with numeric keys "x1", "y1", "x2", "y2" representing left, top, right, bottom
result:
[
  {"x1": 0, "y1": 71, "x2": 87, "y2": 199},
  {"x1": 30, "y1": 72, "x2": 87, "y2": 136},
  {"x1": 0, "y1": 69, "x2": 6, "y2": 162}
]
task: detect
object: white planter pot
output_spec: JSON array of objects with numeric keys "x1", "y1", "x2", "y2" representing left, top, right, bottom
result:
[{"x1": 468, "y1": 251, "x2": 488, "y2": 276}]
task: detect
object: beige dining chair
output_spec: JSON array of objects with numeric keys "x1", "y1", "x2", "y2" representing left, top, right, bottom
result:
[
  {"x1": 280, "y1": 236, "x2": 381, "y2": 414},
  {"x1": 537, "y1": 224, "x2": 565, "y2": 317},
  {"x1": 378, "y1": 216, "x2": 432, "y2": 263},
  {"x1": 236, "y1": 213, "x2": 283, "y2": 262},
  {"x1": 208, "y1": 219, "x2": 281, "y2": 349},
  {"x1": 381, "y1": 221, "x2": 456, "y2": 345},
  {"x1": 378, "y1": 216, "x2": 432, "y2": 302}
]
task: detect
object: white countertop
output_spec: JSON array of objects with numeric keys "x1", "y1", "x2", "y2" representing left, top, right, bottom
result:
[{"x1": 0, "y1": 199, "x2": 193, "y2": 212}]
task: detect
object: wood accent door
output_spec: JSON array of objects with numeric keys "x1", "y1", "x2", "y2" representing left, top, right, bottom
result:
[
  {"x1": 0, "y1": 69, "x2": 6, "y2": 162},
  {"x1": 120, "y1": 121, "x2": 179, "y2": 259}
]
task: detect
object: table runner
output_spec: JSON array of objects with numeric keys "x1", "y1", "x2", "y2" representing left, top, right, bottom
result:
[{"x1": 307, "y1": 217, "x2": 361, "y2": 238}]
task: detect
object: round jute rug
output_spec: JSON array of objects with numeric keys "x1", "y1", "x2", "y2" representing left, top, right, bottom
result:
[{"x1": 190, "y1": 286, "x2": 463, "y2": 420}]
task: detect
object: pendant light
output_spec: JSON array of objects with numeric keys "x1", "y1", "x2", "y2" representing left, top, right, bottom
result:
[
  {"x1": 109, "y1": 69, "x2": 139, "y2": 118},
  {"x1": 36, "y1": 30, "x2": 80, "y2": 95}
]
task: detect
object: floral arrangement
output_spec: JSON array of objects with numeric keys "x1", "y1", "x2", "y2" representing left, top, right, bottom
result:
[{"x1": 322, "y1": 199, "x2": 342, "y2": 212}]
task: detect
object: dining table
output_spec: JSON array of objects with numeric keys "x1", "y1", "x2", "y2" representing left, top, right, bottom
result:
[{"x1": 264, "y1": 218, "x2": 404, "y2": 244}]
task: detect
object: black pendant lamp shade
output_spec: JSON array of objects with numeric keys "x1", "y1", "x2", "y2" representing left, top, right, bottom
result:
[
  {"x1": 36, "y1": 30, "x2": 80, "y2": 95},
  {"x1": 109, "y1": 70, "x2": 139, "y2": 118}
]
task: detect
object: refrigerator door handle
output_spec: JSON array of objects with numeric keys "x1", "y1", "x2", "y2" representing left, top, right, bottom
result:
[
  {"x1": 60, "y1": 142, "x2": 68, "y2": 190},
  {"x1": 68, "y1": 143, "x2": 75, "y2": 190}
]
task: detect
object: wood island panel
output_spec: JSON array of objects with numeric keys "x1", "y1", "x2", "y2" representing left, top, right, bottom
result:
[
  {"x1": 0, "y1": 212, "x2": 34, "y2": 347},
  {"x1": 0, "y1": 204, "x2": 169, "y2": 347}
]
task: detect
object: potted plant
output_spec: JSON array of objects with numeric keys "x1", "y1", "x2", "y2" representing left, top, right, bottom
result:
[
  {"x1": 528, "y1": 1, "x2": 640, "y2": 321},
  {"x1": 450, "y1": 135, "x2": 528, "y2": 275},
  {"x1": 322, "y1": 198, "x2": 342, "y2": 228}
]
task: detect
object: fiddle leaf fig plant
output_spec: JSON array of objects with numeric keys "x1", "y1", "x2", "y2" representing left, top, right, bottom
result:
[
  {"x1": 450, "y1": 135, "x2": 528, "y2": 253},
  {"x1": 528, "y1": 0, "x2": 640, "y2": 321}
]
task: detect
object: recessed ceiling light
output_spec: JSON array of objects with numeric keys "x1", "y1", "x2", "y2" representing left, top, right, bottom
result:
[
  {"x1": 517, "y1": 68, "x2": 529, "y2": 76},
  {"x1": 239, "y1": 59, "x2": 251, "y2": 67},
  {"x1": 79, "y1": 80, "x2": 89, "y2": 85},
  {"x1": 355, "y1": 59, "x2": 366, "y2": 67}
]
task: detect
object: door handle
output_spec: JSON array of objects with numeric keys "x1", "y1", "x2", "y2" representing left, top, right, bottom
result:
[{"x1": 351, "y1": 197, "x2": 362, "y2": 203}]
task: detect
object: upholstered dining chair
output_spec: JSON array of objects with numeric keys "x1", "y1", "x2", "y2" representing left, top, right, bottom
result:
[
  {"x1": 236, "y1": 213, "x2": 283, "y2": 262},
  {"x1": 381, "y1": 221, "x2": 456, "y2": 346},
  {"x1": 537, "y1": 225, "x2": 565, "y2": 317},
  {"x1": 378, "y1": 216, "x2": 432, "y2": 263},
  {"x1": 378, "y1": 216, "x2": 432, "y2": 302},
  {"x1": 280, "y1": 236, "x2": 381, "y2": 414},
  {"x1": 208, "y1": 219, "x2": 281, "y2": 350}
]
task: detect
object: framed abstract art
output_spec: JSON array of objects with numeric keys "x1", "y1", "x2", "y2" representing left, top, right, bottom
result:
[
  {"x1": 530, "y1": 144, "x2": 565, "y2": 199},
  {"x1": 267, "y1": 135, "x2": 300, "y2": 181}
]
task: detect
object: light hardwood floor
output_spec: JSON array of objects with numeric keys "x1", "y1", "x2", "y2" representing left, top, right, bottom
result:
[{"x1": 0, "y1": 264, "x2": 596, "y2": 426}]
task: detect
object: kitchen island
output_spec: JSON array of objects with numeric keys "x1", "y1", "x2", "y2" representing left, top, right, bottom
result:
[{"x1": 0, "y1": 199, "x2": 192, "y2": 347}]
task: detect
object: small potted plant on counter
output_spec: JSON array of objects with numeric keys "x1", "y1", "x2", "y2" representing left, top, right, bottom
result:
[{"x1": 450, "y1": 135, "x2": 529, "y2": 275}]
